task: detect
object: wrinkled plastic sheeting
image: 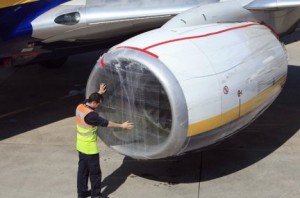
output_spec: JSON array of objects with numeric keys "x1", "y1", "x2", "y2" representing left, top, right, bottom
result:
[{"x1": 90, "y1": 58, "x2": 172, "y2": 154}]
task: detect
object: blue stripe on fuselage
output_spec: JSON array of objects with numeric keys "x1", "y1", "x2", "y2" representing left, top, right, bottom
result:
[{"x1": 0, "y1": 0, "x2": 70, "y2": 41}]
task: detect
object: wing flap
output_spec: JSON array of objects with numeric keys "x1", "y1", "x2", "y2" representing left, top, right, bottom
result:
[{"x1": 245, "y1": 0, "x2": 300, "y2": 10}]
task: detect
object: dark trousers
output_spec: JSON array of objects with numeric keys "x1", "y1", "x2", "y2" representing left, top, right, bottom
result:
[{"x1": 77, "y1": 152, "x2": 102, "y2": 197}]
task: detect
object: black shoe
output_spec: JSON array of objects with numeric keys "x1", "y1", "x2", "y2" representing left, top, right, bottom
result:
[
  {"x1": 91, "y1": 195, "x2": 103, "y2": 198},
  {"x1": 78, "y1": 190, "x2": 91, "y2": 198},
  {"x1": 91, "y1": 192, "x2": 104, "y2": 198}
]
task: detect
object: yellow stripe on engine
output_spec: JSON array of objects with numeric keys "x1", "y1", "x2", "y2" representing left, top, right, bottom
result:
[
  {"x1": 187, "y1": 75, "x2": 286, "y2": 137},
  {"x1": 0, "y1": 0, "x2": 38, "y2": 9}
]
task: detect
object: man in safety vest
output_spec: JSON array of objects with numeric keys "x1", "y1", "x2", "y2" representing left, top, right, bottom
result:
[{"x1": 76, "y1": 83, "x2": 134, "y2": 198}]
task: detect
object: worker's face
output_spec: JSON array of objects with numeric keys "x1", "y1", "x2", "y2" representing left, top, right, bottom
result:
[{"x1": 91, "y1": 101, "x2": 101, "y2": 108}]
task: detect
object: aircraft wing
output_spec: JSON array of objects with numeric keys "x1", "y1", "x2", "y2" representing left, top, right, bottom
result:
[
  {"x1": 245, "y1": 0, "x2": 300, "y2": 10},
  {"x1": 0, "y1": 0, "x2": 214, "y2": 66},
  {"x1": 31, "y1": 0, "x2": 216, "y2": 43}
]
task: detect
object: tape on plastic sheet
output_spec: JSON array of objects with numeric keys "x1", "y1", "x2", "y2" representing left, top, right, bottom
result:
[{"x1": 100, "y1": 54, "x2": 106, "y2": 68}]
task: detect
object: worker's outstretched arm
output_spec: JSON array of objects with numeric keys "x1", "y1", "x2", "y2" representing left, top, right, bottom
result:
[{"x1": 107, "y1": 121, "x2": 134, "y2": 129}]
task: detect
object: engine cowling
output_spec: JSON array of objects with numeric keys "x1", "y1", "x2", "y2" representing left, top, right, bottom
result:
[{"x1": 86, "y1": 22, "x2": 287, "y2": 159}]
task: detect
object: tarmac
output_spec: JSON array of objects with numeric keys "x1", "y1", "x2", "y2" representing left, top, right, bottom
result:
[{"x1": 1, "y1": 40, "x2": 300, "y2": 198}]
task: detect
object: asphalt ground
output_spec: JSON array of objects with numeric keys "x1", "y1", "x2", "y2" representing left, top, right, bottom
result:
[{"x1": 0, "y1": 41, "x2": 300, "y2": 198}]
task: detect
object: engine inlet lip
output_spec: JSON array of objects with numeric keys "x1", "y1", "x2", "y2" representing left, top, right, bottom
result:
[{"x1": 103, "y1": 48, "x2": 189, "y2": 159}]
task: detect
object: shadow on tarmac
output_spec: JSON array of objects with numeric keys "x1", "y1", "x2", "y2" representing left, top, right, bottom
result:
[
  {"x1": 101, "y1": 65, "x2": 300, "y2": 197},
  {"x1": 1, "y1": 51, "x2": 300, "y2": 195},
  {"x1": 0, "y1": 51, "x2": 102, "y2": 140}
]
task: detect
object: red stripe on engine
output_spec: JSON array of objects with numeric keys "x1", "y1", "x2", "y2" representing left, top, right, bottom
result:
[
  {"x1": 144, "y1": 23, "x2": 260, "y2": 50},
  {"x1": 116, "y1": 46, "x2": 159, "y2": 58}
]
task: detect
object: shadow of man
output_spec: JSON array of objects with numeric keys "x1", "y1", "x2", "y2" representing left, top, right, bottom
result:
[{"x1": 101, "y1": 157, "x2": 133, "y2": 198}]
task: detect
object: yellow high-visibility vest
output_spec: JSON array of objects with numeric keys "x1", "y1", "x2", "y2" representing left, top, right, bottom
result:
[{"x1": 75, "y1": 104, "x2": 98, "y2": 154}]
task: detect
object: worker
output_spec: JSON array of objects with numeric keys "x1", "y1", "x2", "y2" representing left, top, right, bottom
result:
[{"x1": 76, "y1": 83, "x2": 134, "y2": 198}]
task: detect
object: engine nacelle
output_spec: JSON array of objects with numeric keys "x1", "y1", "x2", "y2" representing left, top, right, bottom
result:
[{"x1": 86, "y1": 22, "x2": 287, "y2": 159}]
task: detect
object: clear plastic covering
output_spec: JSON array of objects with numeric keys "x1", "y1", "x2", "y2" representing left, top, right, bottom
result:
[{"x1": 87, "y1": 57, "x2": 172, "y2": 158}]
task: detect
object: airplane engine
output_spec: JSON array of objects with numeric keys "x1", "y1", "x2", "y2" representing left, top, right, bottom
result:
[{"x1": 86, "y1": 22, "x2": 288, "y2": 159}]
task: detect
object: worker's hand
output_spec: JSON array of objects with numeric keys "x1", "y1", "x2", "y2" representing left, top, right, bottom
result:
[
  {"x1": 99, "y1": 83, "x2": 106, "y2": 95},
  {"x1": 121, "y1": 121, "x2": 134, "y2": 129}
]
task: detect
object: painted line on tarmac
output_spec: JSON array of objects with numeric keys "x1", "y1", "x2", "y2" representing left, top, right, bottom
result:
[{"x1": 0, "y1": 94, "x2": 77, "y2": 119}]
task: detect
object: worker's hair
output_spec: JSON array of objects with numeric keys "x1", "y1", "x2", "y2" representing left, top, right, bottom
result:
[{"x1": 87, "y1": 92, "x2": 103, "y2": 103}]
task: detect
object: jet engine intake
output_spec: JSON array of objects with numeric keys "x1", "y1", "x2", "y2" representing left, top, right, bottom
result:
[{"x1": 86, "y1": 22, "x2": 287, "y2": 159}]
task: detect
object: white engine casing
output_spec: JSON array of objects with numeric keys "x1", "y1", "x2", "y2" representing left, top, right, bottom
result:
[{"x1": 87, "y1": 22, "x2": 287, "y2": 159}]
